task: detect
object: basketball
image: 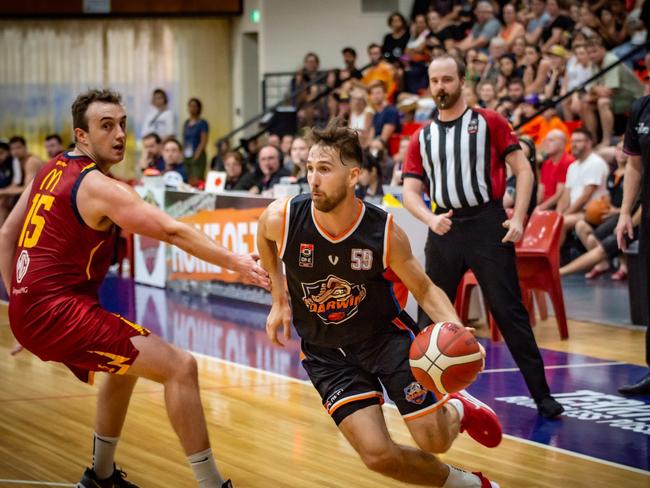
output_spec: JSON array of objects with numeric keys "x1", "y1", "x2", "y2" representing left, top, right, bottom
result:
[
  {"x1": 585, "y1": 197, "x2": 610, "y2": 226},
  {"x1": 409, "y1": 322, "x2": 483, "y2": 398}
]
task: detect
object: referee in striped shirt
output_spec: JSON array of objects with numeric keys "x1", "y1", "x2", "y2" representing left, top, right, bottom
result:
[{"x1": 402, "y1": 55, "x2": 564, "y2": 418}]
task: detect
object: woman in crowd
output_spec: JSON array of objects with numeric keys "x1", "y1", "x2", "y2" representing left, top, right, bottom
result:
[
  {"x1": 182, "y1": 97, "x2": 209, "y2": 185},
  {"x1": 223, "y1": 150, "x2": 255, "y2": 191},
  {"x1": 141, "y1": 88, "x2": 176, "y2": 139},
  {"x1": 161, "y1": 137, "x2": 188, "y2": 183}
]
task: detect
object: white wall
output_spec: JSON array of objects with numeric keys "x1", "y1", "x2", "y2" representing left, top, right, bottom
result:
[{"x1": 231, "y1": 0, "x2": 413, "y2": 129}]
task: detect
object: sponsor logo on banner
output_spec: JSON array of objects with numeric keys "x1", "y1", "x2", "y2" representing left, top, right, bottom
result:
[
  {"x1": 404, "y1": 381, "x2": 428, "y2": 405},
  {"x1": 299, "y1": 243, "x2": 314, "y2": 268},
  {"x1": 301, "y1": 274, "x2": 367, "y2": 325}
]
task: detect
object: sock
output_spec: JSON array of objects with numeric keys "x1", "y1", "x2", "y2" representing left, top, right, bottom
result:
[
  {"x1": 92, "y1": 432, "x2": 119, "y2": 480},
  {"x1": 188, "y1": 448, "x2": 225, "y2": 488},
  {"x1": 442, "y1": 465, "x2": 483, "y2": 487},
  {"x1": 448, "y1": 398, "x2": 465, "y2": 422}
]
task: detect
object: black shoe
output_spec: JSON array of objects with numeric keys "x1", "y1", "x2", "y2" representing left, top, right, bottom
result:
[
  {"x1": 536, "y1": 396, "x2": 564, "y2": 418},
  {"x1": 618, "y1": 372, "x2": 650, "y2": 395},
  {"x1": 77, "y1": 465, "x2": 139, "y2": 488},
  {"x1": 222, "y1": 481, "x2": 233, "y2": 488}
]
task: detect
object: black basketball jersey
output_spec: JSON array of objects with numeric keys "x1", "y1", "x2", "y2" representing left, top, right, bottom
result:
[{"x1": 279, "y1": 194, "x2": 402, "y2": 348}]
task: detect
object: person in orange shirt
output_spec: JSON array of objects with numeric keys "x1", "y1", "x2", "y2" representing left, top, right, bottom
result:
[
  {"x1": 515, "y1": 94, "x2": 569, "y2": 147},
  {"x1": 362, "y1": 43, "x2": 396, "y2": 100}
]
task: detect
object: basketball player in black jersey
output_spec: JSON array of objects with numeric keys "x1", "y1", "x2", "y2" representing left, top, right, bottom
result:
[{"x1": 257, "y1": 118, "x2": 501, "y2": 488}]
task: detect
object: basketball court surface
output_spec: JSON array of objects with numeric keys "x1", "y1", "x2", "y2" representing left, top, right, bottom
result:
[{"x1": 0, "y1": 275, "x2": 648, "y2": 487}]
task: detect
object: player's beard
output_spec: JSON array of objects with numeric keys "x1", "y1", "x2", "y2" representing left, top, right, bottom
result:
[
  {"x1": 312, "y1": 184, "x2": 348, "y2": 213},
  {"x1": 434, "y1": 84, "x2": 462, "y2": 110}
]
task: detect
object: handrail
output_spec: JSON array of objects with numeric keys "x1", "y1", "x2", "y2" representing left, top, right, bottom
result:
[{"x1": 514, "y1": 41, "x2": 650, "y2": 130}]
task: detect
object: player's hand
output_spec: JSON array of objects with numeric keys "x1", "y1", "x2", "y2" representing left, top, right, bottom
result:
[
  {"x1": 429, "y1": 210, "x2": 453, "y2": 235},
  {"x1": 615, "y1": 212, "x2": 634, "y2": 251},
  {"x1": 266, "y1": 300, "x2": 292, "y2": 347},
  {"x1": 501, "y1": 217, "x2": 524, "y2": 243},
  {"x1": 235, "y1": 253, "x2": 270, "y2": 289}
]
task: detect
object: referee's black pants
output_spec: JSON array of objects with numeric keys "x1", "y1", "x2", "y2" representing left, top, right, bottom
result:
[{"x1": 418, "y1": 202, "x2": 551, "y2": 402}]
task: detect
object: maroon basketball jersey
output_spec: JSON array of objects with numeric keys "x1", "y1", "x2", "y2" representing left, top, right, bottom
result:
[{"x1": 10, "y1": 153, "x2": 115, "y2": 310}]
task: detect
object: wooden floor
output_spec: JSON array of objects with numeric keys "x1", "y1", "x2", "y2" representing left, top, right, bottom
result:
[{"x1": 0, "y1": 304, "x2": 648, "y2": 488}]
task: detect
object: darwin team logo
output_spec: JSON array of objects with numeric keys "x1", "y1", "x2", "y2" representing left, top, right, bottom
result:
[
  {"x1": 15, "y1": 250, "x2": 30, "y2": 284},
  {"x1": 404, "y1": 381, "x2": 428, "y2": 405},
  {"x1": 301, "y1": 274, "x2": 367, "y2": 325},
  {"x1": 140, "y1": 191, "x2": 161, "y2": 274}
]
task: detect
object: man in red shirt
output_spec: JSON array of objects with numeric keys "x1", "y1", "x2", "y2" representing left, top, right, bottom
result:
[
  {"x1": 0, "y1": 89, "x2": 268, "y2": 488},
  {"x1": 537, "y1": 129, "x2": 575, "y2": 210}
]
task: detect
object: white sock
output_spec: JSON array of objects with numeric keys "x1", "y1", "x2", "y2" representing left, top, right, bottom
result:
[
  {"x1": 442, "y1": 465, "x2": 484, "y2": 487},
  {"x1": 188, "y1": 448, "x2": 225, "y2": 488},
  {"x1": 92, "y1": 432, "x2": 119, "y2": 480},
  {"x1": 448, "y1": 398, "x2": 464, "y2": 422}
]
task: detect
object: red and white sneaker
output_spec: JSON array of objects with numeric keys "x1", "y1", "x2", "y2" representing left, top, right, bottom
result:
[
  {"x1": 473, "y1": 471, "x2": 500, "y2": 488},
  {"x1": 450, "y1": 390, "x2": 502, "y2": 448}
]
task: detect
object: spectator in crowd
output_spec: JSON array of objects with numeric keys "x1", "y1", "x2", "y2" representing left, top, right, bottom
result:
[
  {"x1": 563, "y1": 139, "x2": 632, "y2": 279},
  {"x1": 543, "y1": 45, "x2": 568, "y2": 101},
  {"x1": 539, "y1": 0, "x2": 575, "y2": 53},
  {"x1": 250, "y1": 145, "x2": 291, "y2": 195},
  {"x1": 289, "y1": 136, "x2": 309, "y2": 182},
  {"x1": 211, "y1": 139, "x2": 231, "y2": 171},
  {"x1": 467, "y1": 51, "x2": 489, "y2": 85},
  {"x1": 44, "y1": 133, "x2": 64, "y2": 159},
  {"x1": 525, "y1": 0, "x2": 551, "y2": 45},
  {"x1": 280, "y1": 134, "x2": 294, "y2": 168},
  {"x1": 161, "y1": 137, "x2": 188, "y2": 183},
  {"x1": 515, "y1": 95, "x2": 569, "y2": 147},
  {"x1": 382, "y1": 12, "x2": 410, "y2": 63},
  {"x1": 612, "y1": 6, "x2": 648, "y2": 69},
  {"x1": 564, "y1": 42, "x2": 593, "y2": 120},
  {"x1": 368, "y1": 137, "x2": 394, "y2": 185},
  {"x1": 507, "y1": 77, "x2": 526, "y2": 106},
  {"x1": 425, "y1": 9, "x2": 459, "y2": 51},
  {"x1": 503, "y1": 136, "x2": 541, "y2": 217},
  {"x1": 484, "y1": 37, "x2": 508, "y2": 83},
  {"x1": 138, "y1": 132, "x2": 165, "y2": 172},
  {"x1": 500, "y1": 3, "x2": 526, "y2": 50},
  {"x1": 355, "y1": 151, "x2": 384, "y2": 201},
  {"x1": 496, "y1": 54, "x2": 523, "y2": 97},
  {"x1": 457, "y1": 1, "x2": 502, "y2": 52},
  {"x1": 182, "y1": 97, "x2": 209, "y2": 185},
  {"x1": 523, "y1": 43, "x2": 553, "y2": 95},
  {"x1": 241, "y1": 136, "x2": 260, "y2": 171},
  {"x1": 556, "y1": 128, "x2": 610, "y2": 243},
  {"x1": 223, "y1": 151, "x2": 255, "y2": 191},
  {"x1": 362, "y1": 43, "x2": 396, "y2": 97},
  {"x1": 0, "y1": 141, "x2": 13, "y2": 190},
  {"x1": 390, "y1": 136, "x2": 410, "y2": 186},
  {"x1": 341, "y1": 47, "x2": 363, "y2": 80},
  {"x1": 267, "y1": 133, "x2": 281, "y2": 148},
  {"x1": 293, "y1": 52, "x2": 329, "y2": 127},
  {"x1": 0, "y1": 136, "x2": 44, "y2": 224},
  {"x1": 581, "y1": 36, "x2": 644, "y2": 148},
  {"x1": 512, "y1": 35, "x2": 528, "y2": 68},
  {"x1": 537, "y1": 129, "x2": 575, "y2": 210},
  {"x1": 348, "y1": 86, "x2": 374, "y2": 147},
  {"x1": 478, "y1": 81, "x2": 499, "y2": 110},
  {"x1": 368, "y1": 81, "x2": 401, "y2": 143},
  {"x1": 141, "y1": 88, "x2": 176, "y2": 139}
]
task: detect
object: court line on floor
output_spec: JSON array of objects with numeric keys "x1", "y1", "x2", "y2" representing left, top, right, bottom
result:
[
  {"x1": 482, "y1": 361, "x2": 626, "y2": 373},
  {"x1": 193, "y1": 352, "x2": 650, "y2": 477}
]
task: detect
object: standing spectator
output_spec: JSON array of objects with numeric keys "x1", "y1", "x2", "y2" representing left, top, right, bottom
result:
[
  {"x1": 382, "y1": 12, "x2": 410, "y2": 63},
  {"x1": 402, "y1": 55, "x2": 564, "y2": 418},
  {"x1": 537, "y1": 129, "x2": 575, "y2": 210},
  {"x1": 362, "y1": 43, "x2": 396, "y2": 97},
  {"x1": 556, "y1": 128, "x2": 609, "y2": 243},
  {"x1": 250, "y1": 145, "x2": 291, "y2": 195},
  {"x1": 0, "y1": 141, "x2": 12, "y2": 190},
  {"x1": 348, "y1": 86, "x2": 374, "y2": 147},
  {"x1": 223, "y1": 151, "x2": 255, "y2": 191},
  {"x1": 293, "y1": 52, "x2": 328, "y2": 127},
  {"x1": 141, "y1": 88, "x2": 176, "y2": 139},
  {"x1": 457, "y1": 1, "x2": 502, "y2": 52},
  {"x1": 44, "y1": 134, "x2": 64, "y2": 159},
  {"x1": 500, "y1": 3, "x2": 525, "y2": 50},
  {"x1": 581, "y1": 37, "x2": 644, "y2": 148},
  {"x1": 161, "y1": 137, "x2": 188, "y2": 183},
  {"x1": 138, "y1": 132, "x2": 165, "y2": 172},
  {"x1": 616, "y1": 94, "x2": 650, "y2": 395},
  {"x1": 368, "y1": 81, "x2": 401, "y2": 144},
  {"x1": 182, "y1": 97, "x2": 209, "y2": 185},
  {"x1": 211, "y1": 139, "x2": 231, "y2": 171}
]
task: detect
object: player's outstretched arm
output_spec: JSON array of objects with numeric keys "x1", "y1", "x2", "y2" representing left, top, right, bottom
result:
[
  {"x1": 387, "y1": 219, "x2": 461, "y2": 324},
  {"x1": 0, "y1": 181, "x2": 33, "y2": 291},
  {"x1": 257, "y1": 198, "x2": 292, "y2": 347},
  {"x1": 77, "y1": 171, "x2": 269, "y2": 288}
]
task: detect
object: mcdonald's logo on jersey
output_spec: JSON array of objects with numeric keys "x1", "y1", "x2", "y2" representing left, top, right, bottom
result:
[{"x1": 301, "y1": 274, "x2": 367, "y2": 325}]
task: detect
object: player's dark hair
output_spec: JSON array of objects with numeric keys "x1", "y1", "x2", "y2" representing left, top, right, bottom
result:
[
  {"x1": 572, "y1": 127, "x2": 594, "y2": 142},
  {"x1": 162, "y1": 137, "x2": 183, "y2": 152},
  {"x1": 45, "y1": 134, "x2": 62, "y2": 144},
  {"x1": 188, "y1": 97, "x2": 202, "y2": 115},
  {"x1": 143, "y1": 132, "x2": 162, "y2": 144},
  {"x1": 9, "y1": 135, "x2": 26, "y2": 146},
  {"x1": 71, "y1": 88, "x2": 123, "y2": 133},
  {"x1": 307, "y1": 118, "x2": 363, "y2": 167},
  {"x1": 342, "y1": 46, "x2": 356, "y2": 57},
  {"x1": 153, "y1": 88, "x2": 169, "y2": 104}
]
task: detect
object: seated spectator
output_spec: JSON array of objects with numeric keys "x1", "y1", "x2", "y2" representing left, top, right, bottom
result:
[
  {"x1": 223, "y1": 151, "x2": 255, "y2": 191},
  {"x1": 362, "y1": 43, "x2": 396, "y2": 97},
  {"x1": 293, "y1": 52, "x2": 329, "y2": 127},
  {"x1": 564, "y1": 139, "x2": 632, "y2": 279},
  {"x1": 280, "y1": 134, "x2": 294, "y2": 168},
  {"x1": 348, "y1": 87, "x2": 374, "y2": 147},
  {"x1": 138, "y1": 132, "x2": 165, "y2": 172},
  {"x1": 537, "y1": 129, "x2": 575, "y2": 210},
  {"x1": 515, "y1": 96, "x2": 569, "y2": 147},
  {"x1": 611, "y1": 7, "x2": 647, "y2": 69},
  {"x1": 250, "y1": 145, "x2": 291, "y2": 195},
  {"x1": 467, "y1": 51, "x2": 489, "y2": 86},
  {"x1": 382, "y1": 12, "x2": 410, "y2": 63},
  {"x1": 503, "y1": 136, "x2": 540, "y2": 216},
  {"x1": 511, "y1": 36, "x2": 527, "y2": 68},
  {"x1": 289, "y1": 136, "x2": 309, "y2": 182},
  {"x1": 0, "y1": 141, "x2": 11, "y2": 224},
  {"x1": 211, "y1": 138, "x2": 231, "y2": 171},
  {"x1": 161, "y1": 137, "x2": 188, "y2": 183},
  {"x1": 543, "y1": 45, "x2": 568, "y2": 102},
  {"x1": 368, "y1": 81, "x2": 401, "y2": 143},
  {"x1": 581, "y1": 37, "x2": 644, "y2": 148},
  {"x1": 368, "y1": 138, "x2": 394, "y2": 185},
  {"x1": 507, "y1": 77, "x2": 526, "y2": 106},
  {"x1": 44, "y1": 134, "x2": 64, "y2": 159},
  {"x1": 341, "y1": 47, "x2": 363, "y2": 80},
  {"x1": 0, "y1": 136, "x2": 44, "y2": 223},
  {"x1": 482, "y1": 37, "x2": 507, "y2": 83},
  {"x1": 563, "y1": 42, "x2": 592, "y2": 120},
  {"x1": 355, "y1": 153, "x2": 384, "y2": 201},
  {"x1": 522, "y1": 44, "x2": 552, "y2": 95},
  {"x1": 524, "y1": 0, "x2": 552, "y2": 46},
  {"x1": 500, "y1": 3, "x2": 525, "y2": 50},
  {"x1": 556, "y1": 128, "x2": 609, "y2": 244},
  {"x1": 539, "y1": 0, "x2": 575, "y2": 53},
  {"x1": 142, "y1": 88, "x2": 176, "y2": 139},
  {"x1": 477, "y1": 81, "x2": 498, "y2": 110},
  {"x1": 457, "y1": 1, "x2": 502, "y2": 52},
  {"x1": 496, "y1": 54, "x2": 523, "y2": 97},
  {"x1": 182, "y1": 97, "x2": 209, "y2": 185},
  {"x1": 425, "y1": 9, "x2": 460, "y2": 52},
  {"x1": 390, "y1": 136, "x2": 410, "y2": 186}
]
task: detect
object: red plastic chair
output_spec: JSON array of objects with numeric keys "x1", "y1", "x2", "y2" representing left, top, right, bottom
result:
[
  {"x1": 455, "y1": 270, "x2": 501, "y2": 341},
  {"x1": 401, "y1": 121, "x2": 424, "y2": 136},
  {"x1": 515, "y1": 210, "x2": 568, "y2": 339}
]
